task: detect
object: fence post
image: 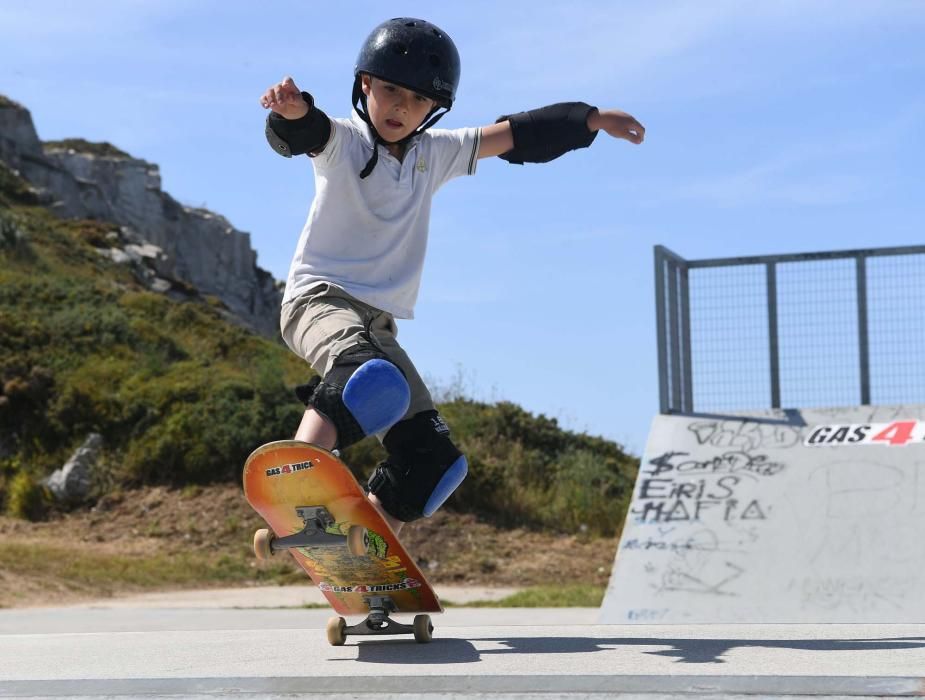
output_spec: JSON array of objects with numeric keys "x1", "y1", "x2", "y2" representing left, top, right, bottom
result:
[
  {"x1": 856, "y1": 255, "x2": 871, "y2": 405},
  {"x1": 655, "y1": 248, "x2": 669, "y2": 413},
  {"x1": 668, "y1": 261, "x2": 682, "y2": 412},
  {"x1": 767, "y1": 262, "x2": 781, "y2": 409},
  {"x1": 680, "y1": 264, "x2": 693, "y2": 413}
]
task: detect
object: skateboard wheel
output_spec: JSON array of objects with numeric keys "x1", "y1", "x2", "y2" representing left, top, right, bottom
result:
[
  {"x1": 413, "y1": 614, "x2": 433, "y2": 643},
  {"x1": 327, "y1": 616, "x2": 347, "y2": 646},
  {"x1": 253, "y1": 528, "x2": 273, "y2": 560},
  {"x1": 347, "y1": 525, "x2": 369, "y2": 556}
]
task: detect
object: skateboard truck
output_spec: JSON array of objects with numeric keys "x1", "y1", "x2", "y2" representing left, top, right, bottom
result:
[
  {"x1": 253, "y1": 506, "x2": 369, "y2": 559},
  {"x1": 327, "y1": 596, "x2": 434, "y2": 645},
  {"x1": 271, "y1": 507, "x2": 345, "y2": 549}
]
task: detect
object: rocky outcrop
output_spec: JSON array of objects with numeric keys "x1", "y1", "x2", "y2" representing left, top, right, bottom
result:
[{"x1": 0, "y1": 95, "x2": 282, "y2": 337}]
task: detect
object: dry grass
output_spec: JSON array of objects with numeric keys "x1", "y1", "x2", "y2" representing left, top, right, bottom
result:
[{"x1": 0, "y1": 483, "x2": 619, "y2": 608}]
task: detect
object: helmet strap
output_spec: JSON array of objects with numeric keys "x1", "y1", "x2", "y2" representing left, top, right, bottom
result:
[{"x1": 353, "y1": 76, "x2": 450, "y2": 179}]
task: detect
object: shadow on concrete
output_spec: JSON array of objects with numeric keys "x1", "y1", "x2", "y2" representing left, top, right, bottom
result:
[
  {"x1": 348, "y1": 638, "x2": 481, "y2": 664},
  {"x1": 350, "y1": 635, "x2": 925, "y2": 665}
]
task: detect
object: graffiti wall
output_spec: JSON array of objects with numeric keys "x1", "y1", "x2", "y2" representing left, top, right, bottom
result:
[{"x1": 600, "y1": 405, "x2": 925, "y2": 623}]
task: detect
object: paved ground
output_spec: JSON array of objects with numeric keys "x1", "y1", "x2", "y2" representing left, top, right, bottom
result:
[
  {"x1": 1, "y1": 588, "x2": 924, "y2": 698},
  {"x1": 23, "y1": 584, "x2": 523, "y2": 610}
]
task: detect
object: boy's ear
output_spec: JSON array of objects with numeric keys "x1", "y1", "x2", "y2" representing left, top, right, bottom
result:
[{"x1": 360, "y1": 73, "x2": 372, "y2": 96}]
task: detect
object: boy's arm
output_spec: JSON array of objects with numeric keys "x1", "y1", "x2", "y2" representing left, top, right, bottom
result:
[
  {"x1": 477, "y1": 121, "x2": 515, "y2": 159},
  {"x1": 478, "y1": 103, "x2": 644, "y2": 161}
]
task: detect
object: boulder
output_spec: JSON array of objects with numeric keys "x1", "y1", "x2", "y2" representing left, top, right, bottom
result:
[{"x1": 44, "y1": 433, "x2": 103, "y2": 504}]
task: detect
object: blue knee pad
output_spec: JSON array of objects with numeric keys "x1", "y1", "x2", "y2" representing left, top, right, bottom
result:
[
  {"x1": 423, "y1": 455, "x2": 468, "y2": 517},
  {"x1": 342, "y1": 359, "x2": 410, "y2": 437},
  {"x1": 299, "y1": 345, "x2": 410, "y2": 450},
  {"x1": 368, "y1": 410, "x2": 468, "y2": 522}
]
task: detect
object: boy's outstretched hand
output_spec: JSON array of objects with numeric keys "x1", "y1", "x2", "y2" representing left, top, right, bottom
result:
[
  {"x1": 588, "y1": 109, "x2": 645, "y2": 145},
  {"x1": 260, "y1": 77, "x2": 310, "y2": 120}
]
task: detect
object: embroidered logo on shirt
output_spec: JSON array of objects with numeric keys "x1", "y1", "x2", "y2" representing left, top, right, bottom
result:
[{"x1": 416, "y1": 157, "x2": 427, "y2": 173}]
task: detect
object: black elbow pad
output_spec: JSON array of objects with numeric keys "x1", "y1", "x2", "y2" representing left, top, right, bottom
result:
[
  {"x1": 265, "y1": 91, "x2": 332, "y2": 158},
  {"x1": 495, "y1": 102, "x2": 598, "y2": 165}
]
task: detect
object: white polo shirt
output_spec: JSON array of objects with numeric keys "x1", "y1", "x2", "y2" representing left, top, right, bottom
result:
[{"x1": 283, "y1": 110, "x2": 481, "y2": 319}]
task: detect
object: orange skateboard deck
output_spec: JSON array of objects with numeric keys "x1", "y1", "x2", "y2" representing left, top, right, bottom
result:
[{"x1": 243, "y1": 440, "x2": 442, "y2": 644}]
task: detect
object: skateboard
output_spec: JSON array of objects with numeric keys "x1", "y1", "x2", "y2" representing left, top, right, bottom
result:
[{"x1": 243, "y1": 440, "x2": 442, "y2": 645}]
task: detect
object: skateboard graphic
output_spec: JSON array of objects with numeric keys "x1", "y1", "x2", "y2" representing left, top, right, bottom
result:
[{"x1": 243, "y1": 440, "x2": 442, "y2": 645}]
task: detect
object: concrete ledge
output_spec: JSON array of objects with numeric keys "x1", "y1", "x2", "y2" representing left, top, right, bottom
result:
[{"x1": 2, "y1": 673, "x2": 924, "y2": 698}]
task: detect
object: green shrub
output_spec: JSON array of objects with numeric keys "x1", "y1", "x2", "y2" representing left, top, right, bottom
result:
[
  {"x1": 543, "y1": 449, "x2": 631, "y2": 535},
  {"x1": 438, "y1": 400, "x2": 637, "y2": 535},
  {"x1": 123, "y1": 377, "x2": 301, "y2": 484},
  {"x1": 5, "y1": 470, "x2": 47, "y2": 520}
]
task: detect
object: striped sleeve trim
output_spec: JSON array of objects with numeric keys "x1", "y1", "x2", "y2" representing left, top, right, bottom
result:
[{"x1": 467, "y1": 128, "x2": 481, "y2": 175}]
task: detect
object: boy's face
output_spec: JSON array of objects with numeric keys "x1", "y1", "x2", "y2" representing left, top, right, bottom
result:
[{"x1": 361, "y1": 74, "x2": 436, "y2": 143}]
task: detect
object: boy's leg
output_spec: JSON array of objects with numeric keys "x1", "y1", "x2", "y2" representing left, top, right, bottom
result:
[
  {"x1": 283, "y1": 289, "x2": 410, "y2": 450},
  {"x1": 293, "y1": 407, "x2": 405, "y2": 533},
  {"x1": 282, "y1": 289, "x2": 466, "y2": 533},
  {"x1": 368, "y1": 493, "x2": 405, "y2": 535},
  {"x1": 294, "y1": 407, "x2": 337, "y2": 450},
  {"x1": 281, "y1": 291, "x2": 413, "y2": 534},
  {"x1": 365, "y1": 316, "x2": 467, "y2": 529}
]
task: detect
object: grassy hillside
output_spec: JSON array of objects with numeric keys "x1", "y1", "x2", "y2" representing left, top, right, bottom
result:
[{"x1": 0, "y1": 160, "x2": 638, "y2": 535}]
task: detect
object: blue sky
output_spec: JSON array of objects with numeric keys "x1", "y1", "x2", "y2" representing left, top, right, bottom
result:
[{"x1": 2, "y1": 1, "x2": 924, "y2": 455}]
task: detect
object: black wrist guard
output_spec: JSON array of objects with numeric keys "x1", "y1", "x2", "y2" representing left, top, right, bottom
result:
[
  {"x1": 265, "y1": 91, "x2": 332, "y2": 158},
  {"x1": 495, "y1": 101, "x2": 598, "y2": 165}
]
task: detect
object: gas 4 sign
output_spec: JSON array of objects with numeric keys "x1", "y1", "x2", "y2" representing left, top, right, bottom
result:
[{"x1": 804, "y1": 420, "x2": 925, "y2": 447}]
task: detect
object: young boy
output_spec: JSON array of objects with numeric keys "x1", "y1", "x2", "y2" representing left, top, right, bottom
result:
[{"x1": 260, "y1": 18, "x2": 644, "y2": 536}]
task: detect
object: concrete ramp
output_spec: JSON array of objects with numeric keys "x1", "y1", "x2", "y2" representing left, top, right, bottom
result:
[{"x1": 600, "y1": 405, "x2": 925, "y2": 624}]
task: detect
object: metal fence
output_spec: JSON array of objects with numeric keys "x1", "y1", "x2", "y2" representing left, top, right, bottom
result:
[{"x1": 655, "y1": 244, "x2": 925, "y2": 414}]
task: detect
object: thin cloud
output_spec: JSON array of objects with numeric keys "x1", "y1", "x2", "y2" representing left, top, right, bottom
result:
[
  {"x1": 669, "y1": 102, "x2": 924, "y2": 208},
  {"x1": 678, "y1": 169, "x2": 870, "y2": 208},
  {"x1": 0, "y1": 1, "x2": 185, "y2": 43},
  {"x1": 460, "y1": 1, "x2": 925, "y2": 109}
]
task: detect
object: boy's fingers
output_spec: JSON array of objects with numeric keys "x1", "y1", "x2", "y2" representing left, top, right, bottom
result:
[
  {"x1": 629, "y1": 122, "x2": 645, "y2": 143},
  {"x1": 258, "y1": 77, "x2": 299, "y2": 109},
  {"x1": 281, "y1": 77, "x2": 298, "y2": 98}
]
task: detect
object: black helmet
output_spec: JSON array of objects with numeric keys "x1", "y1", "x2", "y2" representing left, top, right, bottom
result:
[
  {"x1": 354, "y1": 18, "x2": 460, "y2": 108},
  {"x1": 351, "y1": 18, "x2": 461, "y2": 178}
]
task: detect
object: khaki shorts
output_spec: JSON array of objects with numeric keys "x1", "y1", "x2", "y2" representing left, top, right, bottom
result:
[{"x1": 280, "y1": 284, "x2": 434, "y2": 422}]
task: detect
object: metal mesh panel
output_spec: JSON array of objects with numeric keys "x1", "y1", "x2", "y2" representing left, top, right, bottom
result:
[
  {"x1": 868, "y1": 254, "x2": 925, "y2": 404},
  {"x1": 776, "y1": 259, "x2": 860, "y2": 408},
  {"x1": 688, "y1": 265, "x2": 770, "y2": 412},
  {"x1": 655, "y1": 245, "x2": 925, "y2": 414}
]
